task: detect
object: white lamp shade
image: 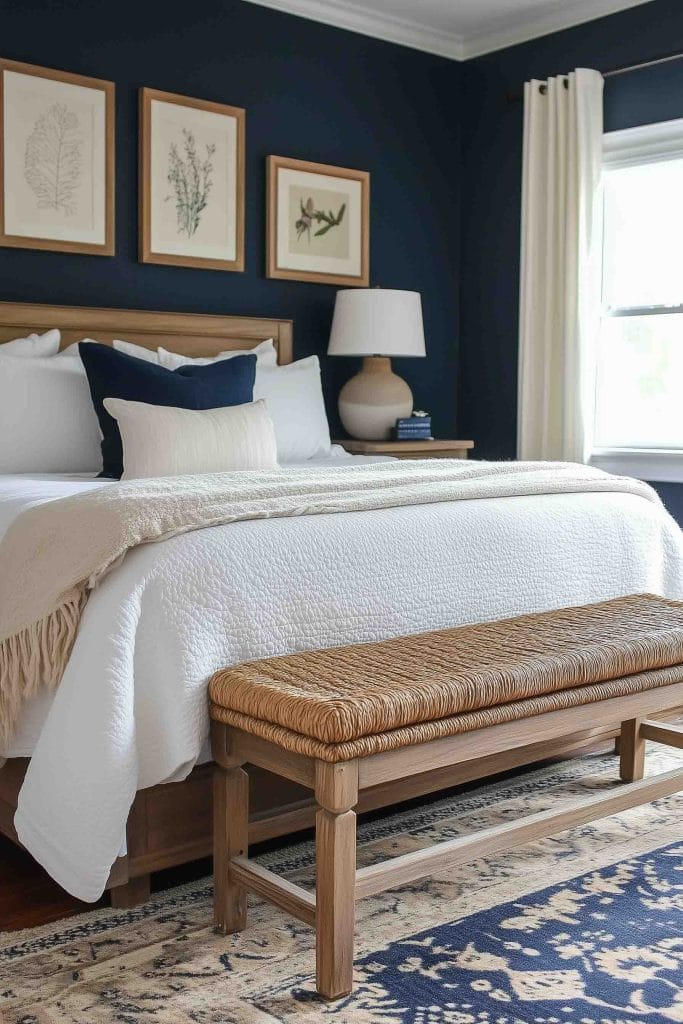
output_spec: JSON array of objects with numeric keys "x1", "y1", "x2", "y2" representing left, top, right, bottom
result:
[{"x1": 328, "y1": 289, "x2": 426, "y2": 358}]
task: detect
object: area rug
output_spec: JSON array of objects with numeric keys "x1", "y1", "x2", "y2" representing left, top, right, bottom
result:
[{"x1": 1, "y1": 747, "x2": 681, "y2": 1024}]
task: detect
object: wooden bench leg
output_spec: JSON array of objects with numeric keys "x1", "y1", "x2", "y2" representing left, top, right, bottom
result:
[
  {"x1": 214, "y1": 764, "x2": 249, "y2": 934},
  {"x1": 620, "y1": 718, "x2": 645, "y2": 782},
  {"x1": 315, "y1": 762, "x2": 358, "y2": 1000}
]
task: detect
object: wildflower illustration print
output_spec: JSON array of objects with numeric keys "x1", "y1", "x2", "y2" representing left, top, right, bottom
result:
[
  {"x1": 166, "y1": 128, "x2": 216, "y2": 237},
  {"x1": 295, "y1": 196, "x2": 346, "y2": 242},
  {"x1": 24, "y1": 103, "x2": 83, "y2": 215}
]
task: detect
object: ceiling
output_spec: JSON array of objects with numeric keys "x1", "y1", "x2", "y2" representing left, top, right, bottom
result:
[{"x1": 243, "y1": 0, "x2": 655, "y2": 60}]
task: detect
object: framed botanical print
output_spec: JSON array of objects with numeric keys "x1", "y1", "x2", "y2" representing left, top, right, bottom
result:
[
  {"x1": 0, "y1": 59, "x2": 114, "y2": 256},
  {"x1": 267, "y1": 156, "x2": 369, "y2": 287},
  {"x1": 139, "y1": 88, "x2": 245, "y2": 272}
]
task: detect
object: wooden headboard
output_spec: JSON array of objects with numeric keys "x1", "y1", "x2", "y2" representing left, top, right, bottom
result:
[{"x1": 0, "y1": 301, "x2": 293, "y2": 364}]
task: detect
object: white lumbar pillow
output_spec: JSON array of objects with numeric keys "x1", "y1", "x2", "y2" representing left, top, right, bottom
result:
[
  {"x1": 0, "y1": 354, "x2": 101, "y2": 472},
  {"x1": 1, "y1": 329, "x2": 61, "y2": 358},
  {"x1": 103, "y1": 397, "x2": 279, "y2": 480},
  {"x1": 253, "y1": 355, "x2": 331, "y2": 462},
  {"x1": 158, "y1": 338, "x2": 277, "y2": 369}
]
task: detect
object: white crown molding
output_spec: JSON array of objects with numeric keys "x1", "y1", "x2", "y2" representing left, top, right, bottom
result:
[
  {"x1": 242, "y1": 0, "x2": 655, "y2": 62},
  {"x1": 242, "y1": 0, "x2": 467, "y2": 60},
  {"x1": 459, "y1": 0, "x2": 655, "y2": 60}
]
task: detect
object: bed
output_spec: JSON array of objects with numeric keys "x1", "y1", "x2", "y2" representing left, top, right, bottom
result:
[{"x1": 1, "y1": 299, "x2": 682, "y2": 909}]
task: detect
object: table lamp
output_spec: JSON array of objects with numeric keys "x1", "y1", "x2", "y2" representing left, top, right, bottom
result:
[{"x1": 328, "y1": 289, "x2": 426, "y2": 440}]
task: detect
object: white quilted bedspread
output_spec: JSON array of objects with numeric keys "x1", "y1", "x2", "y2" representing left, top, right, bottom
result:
[{"x1": 4, "y1": 463, "x2": 683, "y2": 900}]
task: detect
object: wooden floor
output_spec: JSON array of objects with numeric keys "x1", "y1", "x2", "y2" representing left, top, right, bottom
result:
[
  {"x1": 0, "y1": 835, "x2": 216, "y2": 931},
  {"x1": 1, "y1": 833, "x2": 106, "y2": 930},
  {"x1": 0, "y1": 743, "x2": 615, "y2": 933}
]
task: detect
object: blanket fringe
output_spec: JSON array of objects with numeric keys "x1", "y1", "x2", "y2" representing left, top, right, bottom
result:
[{"x1": 0, "y1": 587, "x2": 87, "y2": 747}]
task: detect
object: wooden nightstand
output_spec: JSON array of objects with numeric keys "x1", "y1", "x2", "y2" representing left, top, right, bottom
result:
[{"x1": 334, "y1": 439, "x2": 474, "y2": 460}]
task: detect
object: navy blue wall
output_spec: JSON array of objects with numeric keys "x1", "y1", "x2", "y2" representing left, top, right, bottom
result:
[
  {"x1": 0, "y1": 0, "x2": 461, "y2": 438},
  {"x1": 4, "y1": 0, "x2": 681, "y2": 521},
  {"x1": 459, "y1": 0, "x2": 683, "y2": 523},
  {"x1": 650, "y1": 482, "x2": 683, "y2": 525}
]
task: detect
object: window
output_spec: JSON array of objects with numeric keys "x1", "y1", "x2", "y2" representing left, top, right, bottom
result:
[{"x1": 592, "y1": 119, "x2": 683, "y2": 481}]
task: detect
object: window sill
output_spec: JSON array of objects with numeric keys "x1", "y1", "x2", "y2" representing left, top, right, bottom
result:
[{"x1": 590, "y1": 448, "x2": 683, "y2": 484}]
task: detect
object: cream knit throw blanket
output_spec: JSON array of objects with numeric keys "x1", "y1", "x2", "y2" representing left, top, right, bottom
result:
[{"x1": 0, "y1": 460, "x2": 659, "y2": 744}]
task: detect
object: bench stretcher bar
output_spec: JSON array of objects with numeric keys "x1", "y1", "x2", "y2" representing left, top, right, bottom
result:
[
  {"x1": 641, "y1": 718, "x2": 683, "y2": 748},
  {"x1": 229, "y1": 856, "x2": 316, "y2": 926},
  {"x1": 354, "y1": 762, "x2": 683, "y2": 899},
  {"x1": 222, "y1": 717, "x2": 683, "y2": 926}
]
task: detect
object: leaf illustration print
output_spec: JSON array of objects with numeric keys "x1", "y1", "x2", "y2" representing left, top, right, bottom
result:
[
  {"x1": 24, "y1": 103, "x2": 83, "y2": 215},
  {"x1": 166, "y1": 128, "x2": 216, "y2": 238},
  {"x1": 295, "y1": 196, "x2": 346, "y2": 242}
]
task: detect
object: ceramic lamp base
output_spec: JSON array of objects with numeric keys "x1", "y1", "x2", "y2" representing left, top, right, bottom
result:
[{"x1": 338, "y1": 356, "x2": 413, "y2": 441}]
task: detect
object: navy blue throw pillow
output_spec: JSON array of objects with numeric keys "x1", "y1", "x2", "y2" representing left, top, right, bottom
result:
[{"x1": 79, "y1": 342, "x2": 257, "y2": 478}]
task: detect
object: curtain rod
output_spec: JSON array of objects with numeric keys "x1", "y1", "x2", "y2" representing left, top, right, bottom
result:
[
  {"x1": 604, "y1": 48, "x2": 683, "y2": 78},
  {"x1": 506, "y1": 48, "x2": 683, "y2": 103}
]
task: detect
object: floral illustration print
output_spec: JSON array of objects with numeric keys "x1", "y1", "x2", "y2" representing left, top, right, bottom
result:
[
  {"x1": 295, "y1": 196, "x2": 346, "y2": 241},
  {"x1": 24, "y1": 103, "x2": 83, "y2": 215},
  {"x1": 166, "y1": 128, "x2": 215, "y2": 237}
]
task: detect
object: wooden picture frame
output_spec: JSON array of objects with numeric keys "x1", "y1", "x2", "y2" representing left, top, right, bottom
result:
[
  {"x1": 139, "y1": 87, "x2": 245, "y2": 273},
  {"x1": 0, "y1": 58, "x2": 114, "y2": 256},
  {"x1": 267, "y1": 156, "x2": 369, "y2": 287}
]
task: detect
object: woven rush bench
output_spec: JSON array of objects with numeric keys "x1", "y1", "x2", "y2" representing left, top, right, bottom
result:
[{"x1": 209, "y1": 594, "x2": 683, "y2": 1000}]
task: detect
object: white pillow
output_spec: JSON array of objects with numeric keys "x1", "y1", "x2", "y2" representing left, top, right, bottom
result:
[
  {"x1": 103, "y1": 397, "x2": 279, "y2": 480},
  {"x1": 253, "y1": 356, "x2": 331, "y2": 462},
  {"x1": 58, "y1": 338, "x2": 160, "y2": 361},
  {"x1": 113, "y1": 339, "x2": 160, "y2": 362},
  {"x1": 158, "y1": 338, "x2": 277, "y2": 370},
  {"x1": 0, "y1": 354, "x2": 101, "y2": 472},
  {"x1": 1, "y1": 329, "x2": 60, "y2": 358},
  {"x1": 57, "y1": 341, "x2": 84, "y2": 357}
]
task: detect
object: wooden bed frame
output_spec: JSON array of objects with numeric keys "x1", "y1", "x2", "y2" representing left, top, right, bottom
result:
[
  {"x1": 0, "y1": 300, "x2": 294, "y2": 361},
  {"x1": 0, "y1": 300, "x2": 680, "y2": 909}
]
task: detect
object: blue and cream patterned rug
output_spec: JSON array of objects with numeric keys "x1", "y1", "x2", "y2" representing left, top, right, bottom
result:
[{"x1": 1, "y1": 747, "x2": 681, "y2": 1024}]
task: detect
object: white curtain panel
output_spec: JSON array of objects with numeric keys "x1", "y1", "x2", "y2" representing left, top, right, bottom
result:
[{"x1": 518, "y1": 68, "x2": 604, "y2": 463}]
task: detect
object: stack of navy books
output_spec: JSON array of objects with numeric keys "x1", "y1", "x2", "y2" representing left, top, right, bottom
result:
[{"x1": 394, "y1": 413, "x2": 433, "y2": 441}]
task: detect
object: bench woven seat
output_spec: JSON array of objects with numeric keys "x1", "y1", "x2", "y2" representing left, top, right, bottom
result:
[
  {"x1": 209, "y1": 594, "x2": 683, "y2": 762},
  {"x1": 210, "y1": 593, "x2": 683, "y2": 1001}
]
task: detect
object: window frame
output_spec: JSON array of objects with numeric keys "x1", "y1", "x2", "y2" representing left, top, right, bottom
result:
[{"x1": 589, "y1": 116, "x2": 683, "y2": 483}]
